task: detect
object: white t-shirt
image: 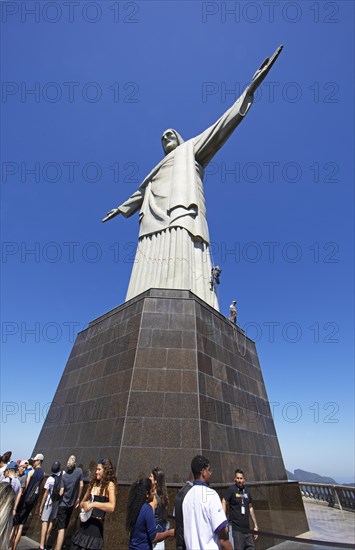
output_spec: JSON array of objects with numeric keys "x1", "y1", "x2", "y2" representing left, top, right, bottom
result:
[
  {"x1": 44, "y1": 475, "x2": 55, "y2": 506},
  {"x1": 183, "y1": 482, "x2": 228, "y2": 550}
]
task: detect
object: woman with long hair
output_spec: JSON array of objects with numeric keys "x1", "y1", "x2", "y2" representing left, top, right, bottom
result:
[
  {"x1": 149, "y1": 467, "x2": 169, "y2": 550},
  {"x1": 126, "y1": 478, "x2": 174, "y2": 549},
  {"x1": 70, "y1": 458, "x2": 117, "y2": 550},
  {"x1": 0, "y1": 482, "x2": 16, "y2": 550}
]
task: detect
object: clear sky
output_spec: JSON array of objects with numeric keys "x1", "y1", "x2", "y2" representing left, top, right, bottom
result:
[{"x1": 1, "y1": 0, "x2": 354, "y2": 484}]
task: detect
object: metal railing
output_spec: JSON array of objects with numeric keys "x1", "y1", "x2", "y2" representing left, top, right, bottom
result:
[{"x1": 300, "y1": 482, "x2": 355, "y2": 511}]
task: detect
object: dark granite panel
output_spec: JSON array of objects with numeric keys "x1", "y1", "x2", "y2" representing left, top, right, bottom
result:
[
  {"x1": 66, "y1": 385, "x2": 80, "y2": 403},
  {"x1": 110, "y1": 417, "x2": 124, "y2": 446},
  {"x1": 151, "y1": 329, "x2": 183, "y2": 349},
  {"x1": 77, "y1": 422, "x2": 96, "y2": 446},
  {"x1": 182, "y1": 300, "x2": 195, "y2": 315},
  {"x1": 251, "y1": 455, "x2": 268, "y2": 481},
  {"x1": 109, "y1": 392, "x2": 129, "y2": 418},
  {"x1": 226, "y1": 426, "x2": 237, "y2": 452},
  {"x1": 164, "y1": 393, "x2": 199, "y2": 419},
  {"x1": 181, "y1": 370, "x2": 197, "y2": 392},
  {"x1": 103, "y1": 355, "x2": 120, "y2": 377},
  {"x1": 200, "y1": 395, "x2": 217, "y2": 423},
  {"x1": 141, "y1": 312, "x2": 170, "y2": 330},
  {"x1": 181, "y1": 419, "x2": 200, "y2": 449},
  {"x1": 143, "y1": 298, "x2": 156, "y2": 312},
  {"x1": 160, "y1": 448, "x2": 200, "y2": 483},
  {"x1": 205, "y1": 375, "x2": 222, "y2": 400},
  {"x1": 141, "y1": 417, "x2": 182, "y2": 448},
  {"x1": 170, "y1": 299, "x2": 185, "y2": 313},
  {"x1": 198, "y1": 372, "x2": 206, "y2": 395},
  {"x1": 155, "y1": 298, "x2": 171, "y2": 313},
  {"x1": 221, "y1": 381, "x2": 234, "y2": 404},
  {"x1": 88, "y1": 377, "x2": 106, "y2": 400},
  {"x1": 131, "y1": 368, "x2": 148, "y2": 390},
  {"x1": 125, "y1": 313, "x2": 141, "y2": 334},
  {"x1": 147, "y1": 368, "x2": 166, "y2": 391},
  {"x1": 166, "y1": 349, "x2": 196, "y2": 370},
  {"x1": 122, "y1": 417, "x2": 143, "y2": 446},
  {"x1": 118, "y1": 447, "x2": 162, "y2": 481},
  {"x1": 212, "y1": 360, "x2": 228, "y2": 382},
  {"x1": 169, "y1": 313, "x2": 194, "y2": 331},
  {"x1": 197, "y1": 351, "x2": 213, "y2": 376},
  {"x1": 63, "y1": 423, "x2": 80, "y2": 448},
  {"x1": 182, "y1": 331, "x2": 196, "y2": 349},
  {"x1": 138, "y1": 328, "x2": 152, "y2": 348},
  {"x1": 127, "y1": 391, "x2": 163, "y2": 417},
  {"x1": 166, "y1": 370, "x2": 183, "y2": 392},
  {"x1": 208, "y1": 422, "x2": 228, "y2": 451},
  {"x1": 93, "y1": 419, "x2": 116, "y2": 447},
  {"x1": 135, "y1": 348, "x2": 167, "y2": 369},
  {"x1": 202, "y1": 450, "x2": 222, "y2": 481},
  {"x1": 200, "y1": 420, "x2": 210, "y2": 450}
]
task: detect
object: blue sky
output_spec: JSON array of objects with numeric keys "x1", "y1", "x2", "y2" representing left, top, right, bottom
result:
[{"x1": 1, "y1": 1, "x2": 354, "y2": 484}]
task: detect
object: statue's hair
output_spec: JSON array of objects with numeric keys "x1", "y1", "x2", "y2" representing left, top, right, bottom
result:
[
  {"x1": 161, "y1": 128, "x2": 184, "y2": 151},
  {"x1": 126, "y1": 478, "x2": 152, "y2": 533}
]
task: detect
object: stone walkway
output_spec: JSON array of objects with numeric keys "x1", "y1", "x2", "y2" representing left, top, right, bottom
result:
[{"x1": 268, "y1": 501, "x2": 355, "y2": 549}]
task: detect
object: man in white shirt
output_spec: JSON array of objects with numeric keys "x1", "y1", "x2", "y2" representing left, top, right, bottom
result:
[{"x1": 183, "y1": 455, "x2": 233, "y2": 550}]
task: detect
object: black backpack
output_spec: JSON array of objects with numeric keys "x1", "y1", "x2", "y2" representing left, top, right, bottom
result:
[
  {"x1": 51, "y1": 473, "x2": 62, "y2": 502},
  {"x1": 24, "y1": 478, "x2": 42, "y2": 506}
]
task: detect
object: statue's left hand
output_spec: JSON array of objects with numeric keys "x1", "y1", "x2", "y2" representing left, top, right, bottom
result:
[
  {"x1": 248, "y1": 45, "x2": 283, "y2": 95},
  {"x1": 102, "y1": 208, "x2": 121, "y2": 222}
]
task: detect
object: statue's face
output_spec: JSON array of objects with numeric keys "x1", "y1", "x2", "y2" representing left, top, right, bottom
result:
[{"x1": 162, "y1": 130, "x2": 179, "y2": 154}]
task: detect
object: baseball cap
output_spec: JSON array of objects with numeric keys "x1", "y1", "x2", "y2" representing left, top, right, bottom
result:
[
  {"x1": 5, "y1": 461, "x2": 18, "y2": 471},
  {"x1": 51, "y1": 461, "x2": 61, "y2": 474},
  {"x1": 32, "y1": 453, "x2": 44, "y2": 461},
  {"x1": 19, "y1": 460, "x2": 29, "y2": 467}
]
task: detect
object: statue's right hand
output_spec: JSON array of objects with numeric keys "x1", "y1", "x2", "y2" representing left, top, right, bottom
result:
[{"x1": 102, "y1": 208, "x2": 120, "y2": 222}]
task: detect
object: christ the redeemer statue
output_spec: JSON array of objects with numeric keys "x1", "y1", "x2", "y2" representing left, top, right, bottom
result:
[{"x1": 103, "y1": 46, "x2": 283, "y2": 311}]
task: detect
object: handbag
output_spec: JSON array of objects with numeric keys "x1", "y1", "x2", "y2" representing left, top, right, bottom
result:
[
  {"x1": 79, "y1": 508, "x2": 93, "y2": 522},
  {"x1": 79, "y1": 494, "x2": 94, "y2": 522}
]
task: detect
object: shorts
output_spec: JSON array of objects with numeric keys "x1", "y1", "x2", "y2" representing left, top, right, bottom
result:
[
  {"x1": 41, "y1": 501, "x2": 59, "y2": 522},
  {"x1": 57, "y1": 506, "x2": 74, "y2": 530},
  {"x1": 17, "y1": 503, "x2": 35, "y2": 525}
]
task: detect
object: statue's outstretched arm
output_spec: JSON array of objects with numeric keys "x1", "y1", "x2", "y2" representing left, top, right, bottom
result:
[
  {"x1": 102, "y1": 156, "x2": 166, "y2": 222},
  {"x1": 102, "y1": 189, "x2": 146, "y2": 222},
  {"x1": 194, "y1": 45, "x2": 283, "y2": 167}
]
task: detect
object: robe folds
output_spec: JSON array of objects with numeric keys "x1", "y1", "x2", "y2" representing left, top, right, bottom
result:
[{"x1": 119, "y1": 89, "x2": 254, "y2": 310}]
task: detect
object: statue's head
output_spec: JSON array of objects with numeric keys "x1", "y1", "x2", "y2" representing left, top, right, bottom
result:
[{"x1": 161, "y1": 128, "x2": 184, "y2": 155}]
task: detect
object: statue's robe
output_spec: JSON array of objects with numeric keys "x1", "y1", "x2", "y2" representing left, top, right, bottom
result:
[{"x1": 119, "y1": 90, "x2": 253, "y2": 309}]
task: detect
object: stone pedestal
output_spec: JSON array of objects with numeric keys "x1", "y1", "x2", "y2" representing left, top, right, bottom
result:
[{"x1": 34, "y1": 288, "x2": 286, "y2": 483}]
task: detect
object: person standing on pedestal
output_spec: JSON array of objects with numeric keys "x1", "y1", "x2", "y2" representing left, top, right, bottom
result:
[
  {"x1": 229, "y1": 301, "x2": 237, "y2": 324},
  {"x1": 103, "y1": 47, "x2": 283, "y2": 311}
]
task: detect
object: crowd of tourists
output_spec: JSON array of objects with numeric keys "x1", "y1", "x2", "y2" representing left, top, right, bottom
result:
[{"x1": 0, "y1": 450, "x2": 258, "y2": 550}]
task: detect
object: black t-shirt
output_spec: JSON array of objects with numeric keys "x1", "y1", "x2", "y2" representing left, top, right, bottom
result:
[{"x1": 224, "y1": 484, "x2": 253, "y2": 533}]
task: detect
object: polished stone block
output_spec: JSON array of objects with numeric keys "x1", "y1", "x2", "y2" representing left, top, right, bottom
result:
[{"x1": 33, "y1": 289, "x2": 288, "y2": 485}]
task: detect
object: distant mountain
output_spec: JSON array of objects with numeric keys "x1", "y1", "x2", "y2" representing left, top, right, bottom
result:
[{"x1": 286, "y1": 469, "x2": 338, "y2": 484}]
